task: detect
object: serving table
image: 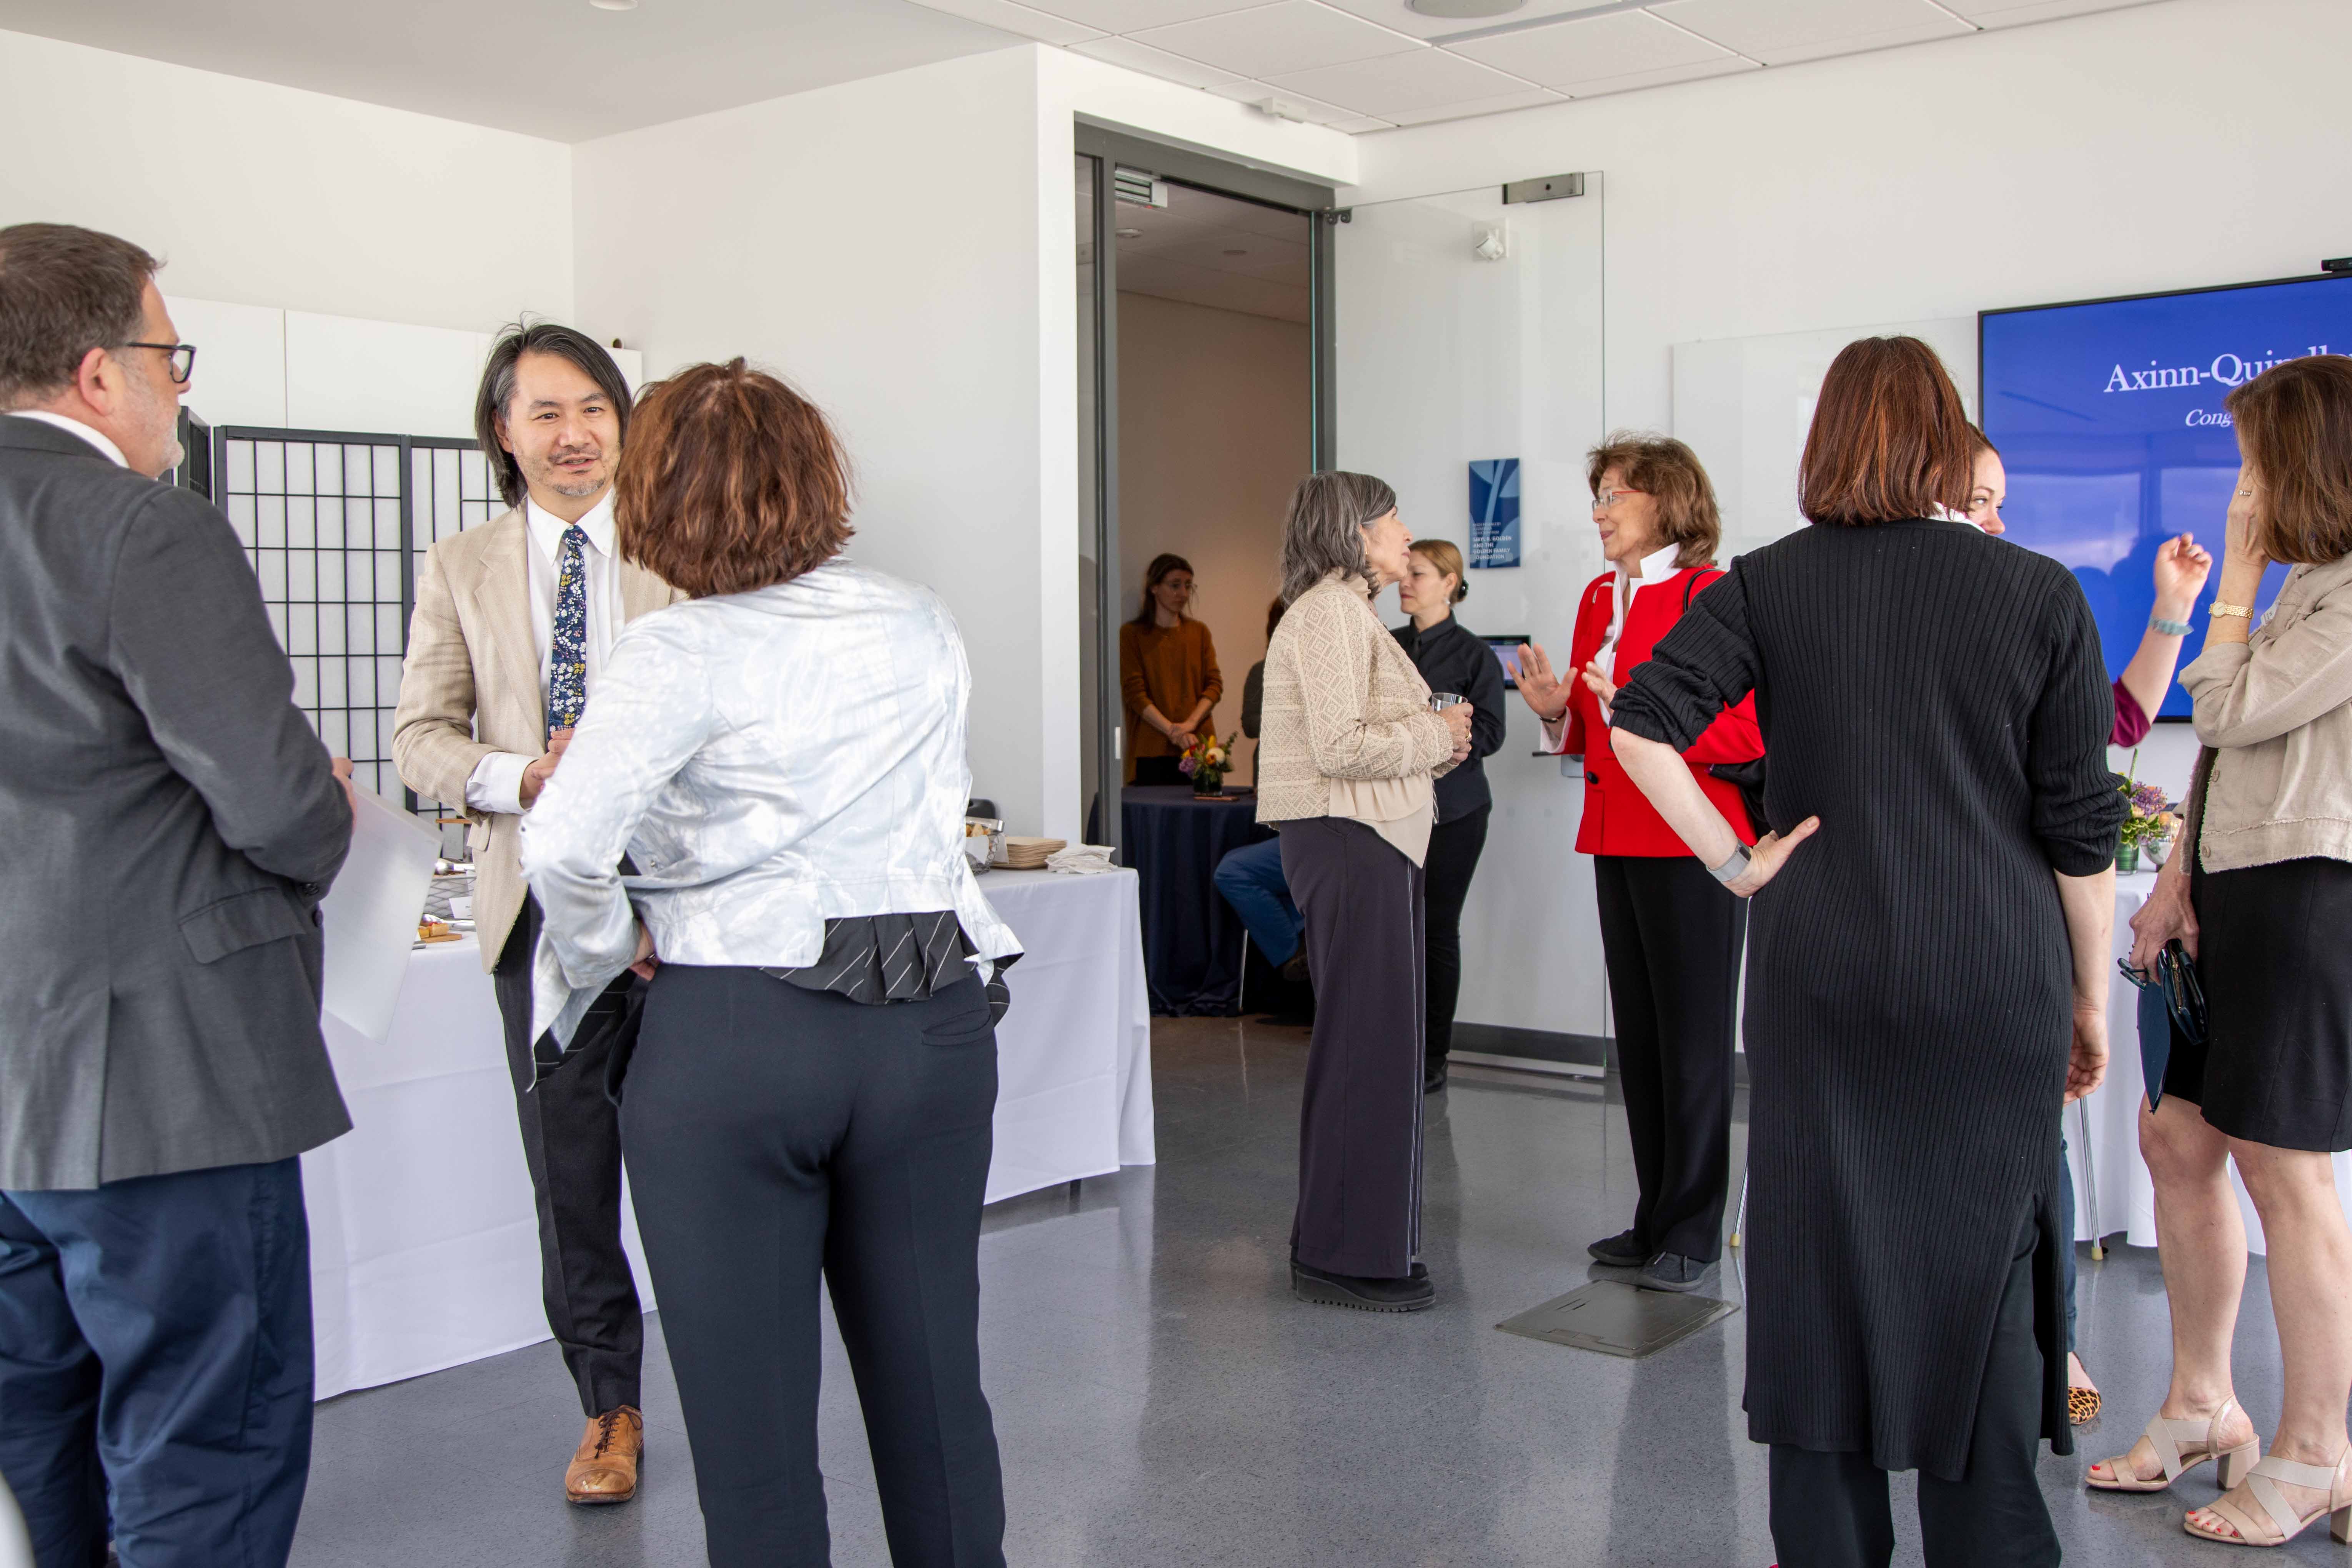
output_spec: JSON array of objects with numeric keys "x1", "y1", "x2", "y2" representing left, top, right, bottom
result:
[{"x1": 302, "y1": 867, "x2": 1152, "y2": 1399}]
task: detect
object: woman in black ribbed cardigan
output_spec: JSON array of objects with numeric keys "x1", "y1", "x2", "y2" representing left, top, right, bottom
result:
[{"x1": 1610, "y1": 338, "x2": 2123, "y2": 1568}]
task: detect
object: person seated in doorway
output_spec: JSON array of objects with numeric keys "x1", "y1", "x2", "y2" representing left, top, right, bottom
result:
[
  {"x1": 1121, "y1": 553, "x2": 1221, "y2": 786},
  {"x1": 1214, "y1": 839, "x2": 1306, "y2": 985}
]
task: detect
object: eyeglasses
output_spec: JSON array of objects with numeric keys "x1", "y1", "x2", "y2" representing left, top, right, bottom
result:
[
  {"x1": 2116, "y1": 940, "x2": 2207, "y2": 1044},
  {"x1": 121, "y1": 342, "x2": 196, "y2": 385},
  {"x1": 1593, "y1": 488, "x2": 1647, "y2": 510}
]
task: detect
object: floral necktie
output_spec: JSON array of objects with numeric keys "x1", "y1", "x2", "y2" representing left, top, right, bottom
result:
[{"x1": 547, "y1": 524, "x2": 589, "y2": 737}]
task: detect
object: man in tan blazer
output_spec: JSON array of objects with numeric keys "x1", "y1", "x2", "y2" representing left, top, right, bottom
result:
[{"x1": 392, "y1": 323, "x2": 680, "y2": 1505}]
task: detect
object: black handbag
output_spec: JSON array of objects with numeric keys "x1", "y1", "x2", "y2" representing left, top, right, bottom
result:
[{"x1": 1675, "y1": 570, "x2": 1771, "y2": 831}]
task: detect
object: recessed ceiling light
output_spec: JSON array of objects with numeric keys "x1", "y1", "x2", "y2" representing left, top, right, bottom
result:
[
  {"x1": 1406, "y1": 0, "x2": 1522, "y2": 15},
  {"x1": 1115, "y1": 228, "x2": 1143, "y2": 239},
  {"x1": 589, "y1": 0, "x2": 637, "y2": 10}
]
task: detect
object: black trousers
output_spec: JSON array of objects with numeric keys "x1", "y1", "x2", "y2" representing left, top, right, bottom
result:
[
  {"x1": 621, "y1": 965, "x2": 1007, "y2": 1568},
  {"x1": 1282, "y1": 817, "x2": 1426, "y2": 1279},
  {"x1": 1422, "y1": 805, "x2": 1490, "y2": 1069},
  {"x1": 1593, "y1": 854, "x2": 1746, "y2": 1263},
  {"x1": 0, "y1": 1159, "x2": 313, "y2": 1568},
  {"x1": 1768, "y1": 1213, "x2": 2058, "y2": 1568},
  {"x1": 491, "y1": 895, "x2": 644, "y2": 1418}
]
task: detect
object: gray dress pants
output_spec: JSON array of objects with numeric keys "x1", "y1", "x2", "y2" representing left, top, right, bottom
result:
[{"x1": 1280, "y1": 816, "x2": 1427, "y2": 1280}]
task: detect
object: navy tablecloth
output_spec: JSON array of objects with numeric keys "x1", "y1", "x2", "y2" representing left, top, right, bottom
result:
[{"x1": 1121, "y1": 785, "x2": 1274, "y2": 1016}]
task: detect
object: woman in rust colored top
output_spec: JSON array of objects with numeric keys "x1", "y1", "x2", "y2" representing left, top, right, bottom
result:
[{"x1": 1120, "y1": 553, "x2": 1223, "y2": 785}]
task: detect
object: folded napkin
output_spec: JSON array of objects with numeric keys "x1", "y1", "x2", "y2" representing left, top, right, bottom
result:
[{"x1": 1045, "y1": 844, "x2": 1118, "y2": 876}]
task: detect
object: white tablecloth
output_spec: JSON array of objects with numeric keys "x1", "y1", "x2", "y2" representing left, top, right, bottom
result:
[
  {"x1": 2068, "y1": 873, "x2": 2352, "y2": 1254},
  {"x1": 302, "y1": 867, "x2": 1153, "y2": 1400}
]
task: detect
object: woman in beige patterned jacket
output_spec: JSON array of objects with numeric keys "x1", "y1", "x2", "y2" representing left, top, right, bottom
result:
[{"x1": 1257, "y1": 471, "x2": 1471, "y2": 1313}]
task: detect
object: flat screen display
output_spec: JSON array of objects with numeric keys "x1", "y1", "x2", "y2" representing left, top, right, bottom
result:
[{"x1": 1979, "y1": 273, "x2": 2350, "y2": 717}]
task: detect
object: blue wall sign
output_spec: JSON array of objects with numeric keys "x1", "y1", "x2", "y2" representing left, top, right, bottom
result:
[{"x1": 1468, "y1": 458, "x2": 1521, "y2": 568}]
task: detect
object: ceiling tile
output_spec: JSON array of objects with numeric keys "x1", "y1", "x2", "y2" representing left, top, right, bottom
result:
[
  {"x1": 899, "y1": 0, "x2": 1107, "y2": 46},
  {"x1": 1940, "y1": 0, "x2": 2161, "y2": 24},
  {"x1": 1382, "y1": 86, "x2": 1567, "y2": 124},
  {"x1": 1017, "y1": 0, "x2": 1262, "y2": 32},
  {"x1": 1134, "y1": 2, "x2": 1423, "y2": 81},
  {"x1": 1556, "y1": 53, "x2": 1756, "y2": 96},
  {"x1": 1069, "y1": 35, "x2": 1248, "y2": 86},
  {"x1": 1207, "y1": 77, "x2": 1390, "y2": 124},
  {"x1": 1309, "y1": 0, "x2": 1661, "y2": 43},
  {"x1": 1648, "y1": 0, "x2": 1971, "y2": 65},
  {"x1": 1448, "y1": 8, "x2": 1733, "y2": 88},
  {"x1": 1263, "y1": 47, "x2": 1536, "y2": 114}
]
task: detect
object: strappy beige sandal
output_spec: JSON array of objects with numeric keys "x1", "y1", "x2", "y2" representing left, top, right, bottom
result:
[
  {"x1": 2183, "y1": 1448, "x2": 2352, "y2": 1547},
  {"x1": 2086, "y1": 1396, "x2": 2260, "y2": 1493}
]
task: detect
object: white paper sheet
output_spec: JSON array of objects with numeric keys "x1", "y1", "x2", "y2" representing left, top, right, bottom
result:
[{"x1": 318, "y1": 787, "x2": 442, "y2": 1041}]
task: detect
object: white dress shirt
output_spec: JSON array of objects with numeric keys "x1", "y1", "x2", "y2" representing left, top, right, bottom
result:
[
  {"x1": 8, "y1": 411, "x2": 127, "y2": 467},
  {"x1": 464, "y1": 492, "x2": 630, "y2": 812},
  {"x1": 1542, "y1": 540, "x2": 1686, "y2": 752},
  {"x1": 519, "y1": 558, "x2": 1023, "y2": 1043}
]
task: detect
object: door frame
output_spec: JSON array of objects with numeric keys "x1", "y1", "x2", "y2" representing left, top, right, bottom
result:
[{"x1": 1072, "y1": 126, "x2": 1340, "y2": 853}]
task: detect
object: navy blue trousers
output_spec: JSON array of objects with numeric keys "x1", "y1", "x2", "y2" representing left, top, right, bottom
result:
[{"x1": 0, "y1": 1158, "x2": 314, "y2": 1568}]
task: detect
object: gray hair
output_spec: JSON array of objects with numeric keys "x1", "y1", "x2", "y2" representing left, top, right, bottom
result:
[
  {"x1": 1280, "y1": 471, "x2": 1397, "y2": 603},
  {"x1": 0, "y1": 223, "x2": 158, "y2": 408}
]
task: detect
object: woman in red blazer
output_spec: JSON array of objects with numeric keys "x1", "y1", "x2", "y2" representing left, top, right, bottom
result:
[{"x1": 1517, "y1": 433, "x2": 1762, "y2": 1293}]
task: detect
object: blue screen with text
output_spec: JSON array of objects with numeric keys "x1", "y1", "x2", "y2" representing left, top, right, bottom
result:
[{"x1": 1979, "y1": 274, "x2": 2350, "y2": 717}]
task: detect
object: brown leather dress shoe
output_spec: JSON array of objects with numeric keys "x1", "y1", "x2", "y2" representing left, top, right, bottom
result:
[{"x1": 565, "y1": 1406, "x2": 643, "y2": 1504}]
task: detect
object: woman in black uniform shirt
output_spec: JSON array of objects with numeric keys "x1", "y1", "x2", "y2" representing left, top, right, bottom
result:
[{"x1": 1393, "y1": 539, "x2": 1506, "y2": 1093}]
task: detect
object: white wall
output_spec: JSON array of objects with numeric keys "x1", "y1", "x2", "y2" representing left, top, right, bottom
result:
[
  {"x1": 0, "y1": 27, "x2": 576, "y2": 335},
  {"x1": 1351, "y1": 0, "x2": 2352, "y2": 439},
  {"x1": 1115, "y1": 291, "x2": 1308, "y2": 777},
  {"x1": 576, "y1": 45, "x2": 1354, "y2": 837},
  {"x1": 574, "y1": 48, "x2": 1059, "y2": 831},
  {"x1": 1343, "y1": 0, "x2": 2347, "y2": 1039}
]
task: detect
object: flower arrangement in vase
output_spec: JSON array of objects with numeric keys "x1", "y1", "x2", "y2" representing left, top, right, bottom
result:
[
  {"x1": 1180, "y1": 733, "x2": 1232, "y2": 797},
  {"x1": 2115, "y1": 751, "x2": 2178, "y2": 873}
]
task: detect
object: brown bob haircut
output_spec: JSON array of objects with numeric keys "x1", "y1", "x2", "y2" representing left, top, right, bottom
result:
[
  {"x1": 2226, "y1": 354, "x2": 2352, "y2": 565},
  {"x1": 1586, "y1": 433, "x2": 1721, "y2": 569},
  {"x1": 1799, "y1": 337, "x2": 1976, "y2": 526},
  {"x1": 614, "y1": 358, "x2": 852, "y2": 598}
]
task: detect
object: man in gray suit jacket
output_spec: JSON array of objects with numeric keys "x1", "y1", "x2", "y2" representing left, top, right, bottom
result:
[{"x1": 0, "y1": 224, "x2": 353, "y2": 1568}]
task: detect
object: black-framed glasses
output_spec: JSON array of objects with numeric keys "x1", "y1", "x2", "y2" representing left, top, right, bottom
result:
[
  {"x1": 2117, "y1": 940, "x2": 2206, "y2": 1044},
  {"x1": 121, "y1": 342, "x2": 196, "y2": 385}
]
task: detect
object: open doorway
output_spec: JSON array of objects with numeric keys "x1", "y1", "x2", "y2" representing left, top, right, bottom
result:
[
  {"x1": 1074, "y1": 133, "x2": 1335, "y2": 1017},
  {"x1": 1113, "y1": 182, "x2": 1311, "y2": 792},
  {"x1": 1074, "y1": 132, "x2": 1335, "y2": 852}
]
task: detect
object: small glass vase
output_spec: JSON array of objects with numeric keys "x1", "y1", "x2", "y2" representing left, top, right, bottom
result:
[
  {"x1": 1193, "y1": 772, "x2": 1227, "y2": 799},
  {"x1": 2117, "y1": 842, "x2": 2141, "y2": 874}
]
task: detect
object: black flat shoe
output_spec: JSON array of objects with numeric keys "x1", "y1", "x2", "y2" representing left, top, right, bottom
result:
[
  {"x1": 1423, "y1": 1060, "x2": 1447, "y2": 1094},
  {"x1": 1637, "y1": 1251, "x2": 1712, "y2": 1293},
  {"x1": 1586, "y1": 1228, "x2": 1648, "y2": 1266},
  {"x1": 1290, "y1": 1260, "x2": 1436, "y2": 1312}
]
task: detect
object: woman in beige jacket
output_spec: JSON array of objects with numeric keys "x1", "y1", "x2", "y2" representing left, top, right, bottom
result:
[
  {"x1": 1257, "y1": 471, "x2": 1471, "y2": 1313},
  {"x1": 2092, "y1": 354, "x2": 2352, "y2": 1549}
]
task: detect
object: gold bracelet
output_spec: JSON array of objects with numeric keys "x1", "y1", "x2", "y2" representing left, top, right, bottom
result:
[{"x1": 2210, "y1": 601, "x2": 2254, "y2": 619}]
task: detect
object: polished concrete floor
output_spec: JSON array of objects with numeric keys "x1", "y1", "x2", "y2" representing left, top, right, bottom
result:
[{"x1": 292, "y1": 1015, "x2": 2299, "y2": 1566}]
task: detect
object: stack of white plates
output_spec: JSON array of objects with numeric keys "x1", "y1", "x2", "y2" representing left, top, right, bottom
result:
[{"x1": 991, "y1": 836, "x2": 1065, "y2": 871}]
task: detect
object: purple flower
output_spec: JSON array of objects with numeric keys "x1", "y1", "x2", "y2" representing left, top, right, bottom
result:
[
  {"x1": 1178, "y1": 755, "x2": 1196, "y2": 776},
  {"x1": 2131, "y1": 782, "x2": 2168, "y2": 814}
]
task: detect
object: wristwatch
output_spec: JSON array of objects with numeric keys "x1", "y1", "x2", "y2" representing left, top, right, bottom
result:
[
  {"x1": 2210, "y1": 601, "x2": 2254, "y2": 620},
  {"x1": 1707, "y1": 846, "x2": 1753, "y2": 885}
]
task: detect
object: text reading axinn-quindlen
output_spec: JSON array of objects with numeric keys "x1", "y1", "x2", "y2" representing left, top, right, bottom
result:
[{"x1": 2104, "y1": 345, "x2": 2335, "y2": 394}]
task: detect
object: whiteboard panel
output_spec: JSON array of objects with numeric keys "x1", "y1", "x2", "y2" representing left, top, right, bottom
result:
[{"x1": 1671, "y1": 316, "x2": 1976, "y2": 561}]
